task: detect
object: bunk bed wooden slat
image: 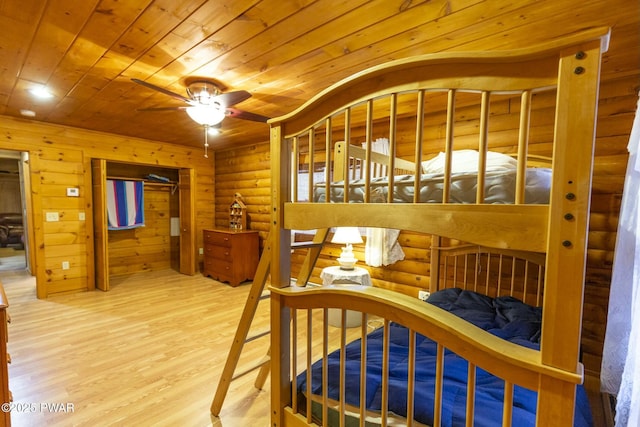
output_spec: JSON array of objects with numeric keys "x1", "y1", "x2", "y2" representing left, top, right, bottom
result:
[
  {"x1": 477, "y1": 91, "x2": 490, "y2": 204},
  {"x1": 516, "y1": 90, "x2": 533, "y2": 204}
]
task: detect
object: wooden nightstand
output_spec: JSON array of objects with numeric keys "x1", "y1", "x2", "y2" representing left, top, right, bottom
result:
[{"x1": 203, "y1": 229, "x2": 259, "y2": 286}]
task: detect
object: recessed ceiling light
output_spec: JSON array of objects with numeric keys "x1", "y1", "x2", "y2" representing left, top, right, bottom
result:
[
  {"x1": 29, "y1": 86, "x2": 53, "y2": 99},
  {"x1": 20, "y1": 109, "x2": 36, "y2": 117}
]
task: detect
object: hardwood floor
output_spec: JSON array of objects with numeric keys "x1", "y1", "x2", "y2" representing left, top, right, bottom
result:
[
  {"x1": 0, "y1": 248, "x2": 26, "y2": 271},
  {"x1": 1, "y1": 269, "x2": 271, "y2": 426},
  {"x1": 0, "y1": 268, "x2": 611, "y2": 427}
]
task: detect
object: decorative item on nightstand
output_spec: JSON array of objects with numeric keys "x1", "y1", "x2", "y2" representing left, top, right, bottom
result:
[
  {"x1": 229, "y1": 192, "x2": 247, "y2": 231},
  {"x1": 331, "y1": 227, "x2": 363, "y2": 270}
]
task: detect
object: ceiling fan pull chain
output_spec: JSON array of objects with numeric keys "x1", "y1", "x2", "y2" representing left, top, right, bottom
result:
[{"x1": 203, "y1": 125, "x2": 209, "y2": 158}]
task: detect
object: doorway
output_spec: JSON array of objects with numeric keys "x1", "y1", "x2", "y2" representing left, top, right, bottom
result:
[{"x1": 0, "y1": 150, "x2": 28, "y2": 273}]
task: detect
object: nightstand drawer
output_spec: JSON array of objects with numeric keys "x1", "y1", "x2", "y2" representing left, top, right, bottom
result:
[
  {"x1": 204, "y1": 244, "x2": 232, "y2": 261},
  {"x1": 205, "y1": 257, "x2": 232, "y2": 271},
  {"x1": 203, "y1": 231, "x2": 232, "y2": 247},
  {"x1": 204, "y1": 258, "x2": 233, "y2": 282}
]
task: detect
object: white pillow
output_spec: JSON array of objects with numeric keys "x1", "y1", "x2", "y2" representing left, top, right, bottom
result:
[{"x1": 421, "y1": 150, "x2": 517, "y2": 174}]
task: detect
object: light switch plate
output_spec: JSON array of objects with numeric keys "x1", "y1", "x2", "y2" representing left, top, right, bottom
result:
[{"x1": 46, "y1": 212, "x2": 59, "y2": 222}]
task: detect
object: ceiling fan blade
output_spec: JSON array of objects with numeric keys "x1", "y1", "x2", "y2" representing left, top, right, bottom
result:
[
  {"x1": 136, "y1": 106, "x2": 187, "y2": 112},
  {"x1": 132, "y1": 78, "x2": 192, "y2": 103},
  {"x1": 226, "y1": 107, "x2": 270, "y2": 123},
  {"x1": 216, "y1": 90, "x2": 252, "y2": 107}
]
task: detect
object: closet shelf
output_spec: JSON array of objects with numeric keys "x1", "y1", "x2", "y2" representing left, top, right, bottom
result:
[{"x1": 106, "y1": 176, "x2": 177, "y2": 187}]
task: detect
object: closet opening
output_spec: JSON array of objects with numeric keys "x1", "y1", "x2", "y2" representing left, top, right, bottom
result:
[{"x1": 93, "y1": 160, "x2": 195, "y2": 291}]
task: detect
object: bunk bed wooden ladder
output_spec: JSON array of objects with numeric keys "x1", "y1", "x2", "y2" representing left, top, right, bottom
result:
[{"x1": 210, "y1": 228, "x2": 330, "y2": 416}]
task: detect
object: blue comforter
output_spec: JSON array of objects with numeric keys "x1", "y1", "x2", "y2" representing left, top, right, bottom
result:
[{"x1": 297, "y1": 288, "x2": 593, "y2": 426}]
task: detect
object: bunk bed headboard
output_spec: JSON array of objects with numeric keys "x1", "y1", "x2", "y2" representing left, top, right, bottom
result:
[{"x1": 268, "y1": 27, "x2": 610, "y2": 427}]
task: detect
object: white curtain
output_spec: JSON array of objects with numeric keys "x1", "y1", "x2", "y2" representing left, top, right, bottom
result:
[
  {"x1": 363, "y1": 138, "x2": 405, "y2": 267},
  {"x1": 365, "y1": 228, "x2": 405, "y2": 267},
  {"x1": 601, "y1": 92, "x2": 640, "y2": 426}
]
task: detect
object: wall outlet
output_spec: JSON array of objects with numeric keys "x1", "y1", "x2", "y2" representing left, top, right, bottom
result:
[
  {"x1": 418, "y1": 290, "x2": 430, "y2": 301},
  {"x1": 62, "y1": 261, "x2": 70, "y2": 270},
  {"x1": 199, "y1": 247, "x2": 204, "y2": 255}
]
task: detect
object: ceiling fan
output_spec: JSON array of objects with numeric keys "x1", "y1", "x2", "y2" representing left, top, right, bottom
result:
[{"x1": 132, "y1": 77, "x2": 269, "y2": 157}]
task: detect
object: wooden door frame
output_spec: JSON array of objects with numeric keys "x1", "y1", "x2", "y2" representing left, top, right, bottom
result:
[
  {"x1": 92, "y1": 159, "x2": 109, "y2": 291},
  {"x1": 179, "y1": 168, "x2": 197, "y2": 275},
  {"x1": 18, "y1": 152, "x2": 35, "y2": 275}
]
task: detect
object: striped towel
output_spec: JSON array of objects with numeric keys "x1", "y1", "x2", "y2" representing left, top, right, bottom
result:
[{"x1": 107, "y1": 180, "x2": 145, "y2": 230}]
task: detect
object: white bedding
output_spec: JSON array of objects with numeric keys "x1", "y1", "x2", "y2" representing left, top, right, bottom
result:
[{"x1": 313, "y1": 168, "x2": 552, "y2": 204}]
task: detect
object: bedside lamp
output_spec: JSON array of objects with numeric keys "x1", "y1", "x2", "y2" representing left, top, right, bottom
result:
[{"x1": 331, "y1": 227, "x2": 363, "y2": 270}]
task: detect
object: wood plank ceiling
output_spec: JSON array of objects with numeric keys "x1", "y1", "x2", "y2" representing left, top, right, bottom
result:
[{"x1": 0, "y1": 0, "x2": 638, "y2": 152}]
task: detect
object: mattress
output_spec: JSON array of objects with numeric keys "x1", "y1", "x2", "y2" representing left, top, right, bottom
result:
[
  {"x1": 313, "y1": 168, "x2": 552, "y2": 204},
  {"x1": 295, "y1": 288, "x2": 593, "y2": 427}
]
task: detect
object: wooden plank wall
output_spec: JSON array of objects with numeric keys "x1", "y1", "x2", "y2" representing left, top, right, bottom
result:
[
  {"x1": 214, "y1": 73, "x2": 638, "y2": 385},
  {"x1": 107, "y1": 185, "x2": 175, "y2": 277},
  {"x1": 0, "y1": 115, "x2": 215, "y2": 297},
  {"x1": 34, "y1": 145, "x2": 91, "y2": 295}
]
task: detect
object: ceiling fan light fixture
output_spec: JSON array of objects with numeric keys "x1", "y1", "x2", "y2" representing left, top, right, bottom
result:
[
  {"x1": 186, "y1": 80, "x2": 220, "y2": 105},
  {"x1": 186, "y1": 105, "x2": 225, "y2": 126}
]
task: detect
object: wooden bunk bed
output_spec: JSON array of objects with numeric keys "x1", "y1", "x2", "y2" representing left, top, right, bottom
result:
[{"x1": 267, "y1": 27, "x2": 610, "y2": 426}]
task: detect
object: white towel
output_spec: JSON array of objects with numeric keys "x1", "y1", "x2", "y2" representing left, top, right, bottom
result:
[{"x1": 106, "y1": 180, "x2": 144, "y2": 230}]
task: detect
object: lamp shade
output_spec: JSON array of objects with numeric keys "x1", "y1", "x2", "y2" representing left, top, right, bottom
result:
[
  {"x1": 186, "y1": 105, "x2": 226, "y2": 126},
  {"x1": 331, "y1": 227, "x2": 363, "y2": 244}
]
